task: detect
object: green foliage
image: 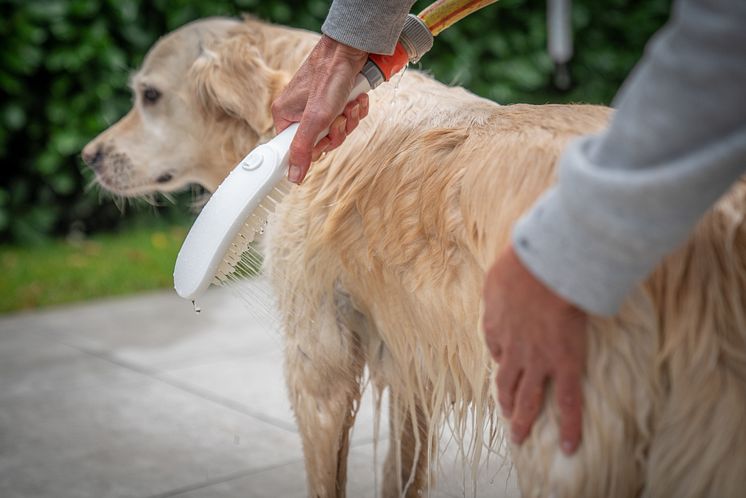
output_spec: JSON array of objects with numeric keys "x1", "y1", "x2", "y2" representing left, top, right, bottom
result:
[
  {"x1": 0, "y1": 0, "x2": 669, "y2": 244},
  {"x1": 414, "y1": 0, "x2": 671, "y2": 103},
  {"x1": 0, "y1": 224, "x2": 187, "y2": 312}
]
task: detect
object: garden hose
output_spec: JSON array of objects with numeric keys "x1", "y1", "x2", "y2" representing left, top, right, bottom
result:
[
  {"x1": 419, "y1": 0, "x2": 499, "y2": 36},
  {"x1": 367, "y1": 0, "x2": 500, "y2": 83}
]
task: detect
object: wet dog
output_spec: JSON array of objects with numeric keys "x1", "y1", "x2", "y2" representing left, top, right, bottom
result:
[{"x1": 84, "y1": 16, "x2": 746, "y2": 498}]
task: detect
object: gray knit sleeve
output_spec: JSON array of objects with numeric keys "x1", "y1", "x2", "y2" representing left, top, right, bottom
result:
[
  {"x1": 322, "y1": 0, "x2": 416, "y2": 54},
  {"x1": 512, "y1": 0, "x2": 746, "y2": 315}
]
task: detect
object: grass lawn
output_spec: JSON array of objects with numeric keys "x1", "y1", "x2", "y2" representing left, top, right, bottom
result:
[{"x1": 0, "y1": 225, "x2": 189, "y2": 314}]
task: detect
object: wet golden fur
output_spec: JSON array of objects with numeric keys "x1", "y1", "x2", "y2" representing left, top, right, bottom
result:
[{"x1": 84, "y1": 16, "x2": 746, "y2": 498}]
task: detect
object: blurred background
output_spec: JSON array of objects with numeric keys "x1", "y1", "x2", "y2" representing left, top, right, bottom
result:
[{"x1": 0, "y1": 0, "x2": 670, "y2": 313}]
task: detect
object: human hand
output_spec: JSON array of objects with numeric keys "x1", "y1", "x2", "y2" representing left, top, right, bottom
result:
[
  {"x1": 271, "y1": 35, "x2": 370, "y2": 184},
  {"x1": 482, "y1": 244, "x2": 587, "y2": 455}
]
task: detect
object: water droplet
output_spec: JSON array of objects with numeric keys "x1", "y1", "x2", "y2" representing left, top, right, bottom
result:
[
  {"x1": 389, "y1": 63, "x2": 409, "y2": 108},
  {"x1": 393, "y1": 64, "x2": 408, "y2": 90},
  {"x1": 192, "y1": 300, "x2": 201, "y2": 314}
]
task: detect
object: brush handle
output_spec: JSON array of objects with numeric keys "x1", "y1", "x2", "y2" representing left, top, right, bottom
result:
[
  {"x1": 175, "y1": 15, "x2": 439, "y2": 300},
  {"x1": 236, "y1": 73, "x2": 372, "y2": 191},
  {"x1": 173, "y1": 74, "x2": 372, "y2": 299},
  {"x1": 261, "y1": 72, "x2": 373, "y2": 171}
]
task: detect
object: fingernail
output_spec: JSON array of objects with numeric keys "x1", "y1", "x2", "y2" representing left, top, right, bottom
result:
[
  {"x1": 288, "y1": 165, "x2": 301, "y2": 183},
  {"x1": 561, "y1": 440, "x2": 574, "y2": 455}
]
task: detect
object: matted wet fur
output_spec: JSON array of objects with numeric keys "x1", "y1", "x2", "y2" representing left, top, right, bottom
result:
[{"x1": 83, "y1": 16, "x2": 746, "y2": 498}]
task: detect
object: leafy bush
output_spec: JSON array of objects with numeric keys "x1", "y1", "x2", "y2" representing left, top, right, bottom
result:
[{"x1": 0, "y1": 0, "x2": 669, "y2": 244}]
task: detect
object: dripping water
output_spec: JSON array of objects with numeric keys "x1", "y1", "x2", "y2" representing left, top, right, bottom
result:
[{"x1": 388, "y1": 64, "x2": 409, "y2": 124}]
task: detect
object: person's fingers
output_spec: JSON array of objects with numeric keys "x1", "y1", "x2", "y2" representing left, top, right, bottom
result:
[
  {"x1": 510, "y1": 367, "x2": 547, "y2": 444},
  {"x1": 288, "y1": 128, "x2": 314, "y2": 183},
  {"x1": 290, "y1": 95, "x2": 365, "y2": 178},
  {"x1": 311, "y1": 136, "x2": 331, "y2": 162},
  {"x1": 288, "y1": 74, "x2": 351, "y2": 182},
  {"x1": 555, "y1": 367, "x2": 583, "y2": 455},
  {"x1": 288, "y1": 108, "x2": 334, "y2": 183},
  {"x1": 274, "y1": 118, "x2": 292, "y2": 134},
  {"x1": 271, "y1": 77, "x2": 309, "y2": 134},
  {"x1": 289, "y1": 103, "x2": 350, "y2": 182},
  {"x1": 495, "y1": 358, "x2": 521, "y2": 418},
  {"x1": 276, "y1": 35, "x2": 370, "y2": 183},
  {"x1": 325, "y1": 115, "x2": 348, "y2": 151},
  {"x1": 482, "y1": 312, "x2": 502, "y2": 360},
  {"x1": 358, "y1": 93, "x2": 369, "y2": 119},
  {"x1": 271, "y1": 97, "x2": 300, "y2": 134},
  {"x1": 343, "y1": 101, "x2": 360, "y2": 134}
]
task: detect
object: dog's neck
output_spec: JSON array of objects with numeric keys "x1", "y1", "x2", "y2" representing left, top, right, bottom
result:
[
  {"x1": 241, "y1": 18, "x2": 319, "y2": 76},
  {"x1": 194, "y1": 20, "x2": 317, "y2": 194}
]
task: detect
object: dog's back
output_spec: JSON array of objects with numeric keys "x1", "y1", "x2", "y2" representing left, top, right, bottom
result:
[
  {"x1": 509, "y1": 179, "x2": 746, "y2": 497},
  {"x1": 84, "y1": 15, "x2": 746, "y2": 496},
  {"x1": 267, "y1": 72, "x2": 617, "y2": 495},
  {"x1": 269, "y1": 65, "x2": 746, "y2": 496}
]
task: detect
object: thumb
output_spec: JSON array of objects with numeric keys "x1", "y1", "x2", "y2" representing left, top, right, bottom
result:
[{"x1": 288, "y1": 109, "x2": 331, "y2": 183}]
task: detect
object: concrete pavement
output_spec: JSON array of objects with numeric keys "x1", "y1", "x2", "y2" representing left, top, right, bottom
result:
[{"x1": 0, "y1": 279, "x2": 518, "y2": 497}]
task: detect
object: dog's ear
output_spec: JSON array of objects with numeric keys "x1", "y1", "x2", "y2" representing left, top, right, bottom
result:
[{"x1": 191, "y1": 35, "x2": 289, "y2": 137}]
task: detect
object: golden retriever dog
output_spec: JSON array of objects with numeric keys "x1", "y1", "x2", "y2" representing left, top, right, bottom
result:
[{"x1": 82, "y1": 16, "x2": 746, "y2": 498}]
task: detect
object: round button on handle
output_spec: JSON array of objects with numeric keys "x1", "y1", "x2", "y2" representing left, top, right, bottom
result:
[{"x1": 242, "y1": 151, "x2": 264, "y2": 171}]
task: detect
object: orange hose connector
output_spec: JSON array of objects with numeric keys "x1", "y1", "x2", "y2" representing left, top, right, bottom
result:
[
  {"x1": 368, "y1": 42, "x2": 411, "y2": 81},
  {"x1": 367, "y1": 0, "x2": 499, "y2": 82},
  {"x1": 418, "y1": 0, "x2": 499, "y2": 36}
]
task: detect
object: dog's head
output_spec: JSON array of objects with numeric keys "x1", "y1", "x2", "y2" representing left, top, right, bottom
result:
[{"x1": 82, "y1": 17, "x2": 291, "y2": 195}]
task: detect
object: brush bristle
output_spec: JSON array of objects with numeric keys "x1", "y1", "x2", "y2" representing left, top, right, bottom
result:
[{"x1": 212, "y1": 186, "x2": 289, "y2": 286}]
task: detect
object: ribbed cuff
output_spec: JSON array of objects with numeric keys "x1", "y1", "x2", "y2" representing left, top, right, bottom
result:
[
  {"x1": 512, "y1": 187, "x2": 651, "y2": 316},
  {"x1": 322, "y1": 0, "x2": 414, "y2": 54}
]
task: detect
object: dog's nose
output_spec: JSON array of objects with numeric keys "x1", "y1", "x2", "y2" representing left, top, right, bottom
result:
[{"x1": 82, "y1": 145, "x2": 104, "y2": 170}]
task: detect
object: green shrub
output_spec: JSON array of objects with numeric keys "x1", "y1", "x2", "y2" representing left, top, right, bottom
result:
[{"x1": 0, "y1": 0, "x2": 669, "y2": 244}]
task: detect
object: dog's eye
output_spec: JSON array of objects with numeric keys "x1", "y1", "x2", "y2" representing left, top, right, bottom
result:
[
  {"x1": 142, "y1": 87, "x2": 161, "y2": 105},
  {"x1": 156, "y1": 173, "x2": 173, "y2": 183}
]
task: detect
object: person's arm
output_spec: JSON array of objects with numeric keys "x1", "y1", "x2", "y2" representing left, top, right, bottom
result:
[
  {"x1": 323, "y1": 0, "x2": 417, "y2": 55},
  {"x1": 512, "y1": 0, "x2": 746, "y2": 315},
  {"x1": 272, "y1": 0, "x2": 415, "y2": 183},
  {"x1": 484, "y1": 0, "x2": 746, "y2": 455}
]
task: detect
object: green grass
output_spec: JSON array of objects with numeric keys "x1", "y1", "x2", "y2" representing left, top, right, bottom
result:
[{"x1": 0, "y1": 225, "x2": 189, "y2": 314}]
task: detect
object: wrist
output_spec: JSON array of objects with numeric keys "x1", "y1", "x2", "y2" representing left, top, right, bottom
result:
[
  {"x1": 318, "y1": 34, "x2": 369, "y2": 67},
  {"x1": 505, "y1": 244, "x2": 584, "y2": 316}
]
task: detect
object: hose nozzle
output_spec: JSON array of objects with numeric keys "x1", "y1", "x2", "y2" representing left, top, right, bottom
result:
[
  {"x1": 399, "y1": 15, "x2": 435, "y2": 63},
  {"x1": 362, "y1": 1, "x2": 499, "y2": 88},
  {"x1": 364, "y1": 14, "x2": 434, "y2": 87}
]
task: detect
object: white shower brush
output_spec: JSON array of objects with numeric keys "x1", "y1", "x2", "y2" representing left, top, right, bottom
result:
[{"x1": 173, "y1": 14, "x2": 434, "y2": 301}]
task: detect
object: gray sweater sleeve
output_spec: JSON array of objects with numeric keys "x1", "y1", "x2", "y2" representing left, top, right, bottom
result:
[
  {"x1": 322, "y1": 0, "x2": 416, "y2": 54},
  {"x1": 512, "y1": 0, "x2": 746, "y2": 316}
]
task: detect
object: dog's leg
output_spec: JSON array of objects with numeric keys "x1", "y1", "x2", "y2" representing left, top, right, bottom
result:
[
  {"x1": 381, "y1": 393, "x2": 431, "y2": 498},
  {"x1": 283, "y1": 297, "x2": 366, "y2": 498}
]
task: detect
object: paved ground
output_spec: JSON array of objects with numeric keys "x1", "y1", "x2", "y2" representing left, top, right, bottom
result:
[{"x1": 0, "y1": 279, "x2": 519, "y2": 497}]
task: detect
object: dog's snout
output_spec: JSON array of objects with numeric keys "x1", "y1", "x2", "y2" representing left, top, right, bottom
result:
[{"x1": 82, "y1": 145, "x2": 104, "y2": 170}]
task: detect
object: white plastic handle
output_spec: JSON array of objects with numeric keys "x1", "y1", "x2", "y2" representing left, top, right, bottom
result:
[
  {"x1": 271, "y1": 72, "x2": 372, "y2": 168},
  {"x1": 173, "y1": 73, "x2": 373, "y2": 300}
]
